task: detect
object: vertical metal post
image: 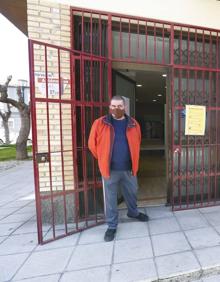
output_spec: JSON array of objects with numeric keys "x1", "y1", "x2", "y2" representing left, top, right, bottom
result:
[
  {"x1": 178, "y1": 70, "x2": 182, "y2": 208},
  {"x1": 28, "y1": 40, "x2": 43, "y2": 244},
  {"x1": 119, "y1": 17, "x2": 122, "y2": 58},
  {"x1": 193, "y1": 71, "x2": 197, "y2": 207},
  {"x1": 108, "y1": 14, "x2": 112, "y2": 98},
  {"x1": 45, "y1": 45, "x2": 56, "y2": 239},
  {"x1": 154, "y1": 22, "x2": 156, "y2": 63},
  {"x1": 186, "y1": 69, "x2": 190, "y2": 208},
  {"x1": 58, "y1": 49, "x2": 68, "y2": 234},
  {"x1": 71, "y1": 54, "x2": 79, "y2": 231},
  {"x1": 145, "y1": 21, "x2": 148, "y2": 62},
  {"x1": 137, "y1": 20, "x2": 140, "y2": 61},
  {"x1": 162, "y1": 24, "x2": 165, "y2": 64}
]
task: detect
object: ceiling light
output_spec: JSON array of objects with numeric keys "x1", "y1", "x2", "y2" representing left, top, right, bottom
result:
[
  {"x1": 136, "y1": 84, "x2": 142, "y2": 87},
  {"x1": 153, "y1": 99, "x2": 157, "y2": 102},
  {"x1": 162, "y1": 74, "x2": 167, "y2": 77},
  {"x1": 157, "y1": 94, "x2": 162, "y2": 97}
]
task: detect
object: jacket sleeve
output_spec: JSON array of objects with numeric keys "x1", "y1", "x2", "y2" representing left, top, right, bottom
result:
[
  {"x1": 135, "y1": 120, "x2": 142, "y2": 144},
  {"x1": 88, "y1": 120, "x2": 98, "y2": 159}
]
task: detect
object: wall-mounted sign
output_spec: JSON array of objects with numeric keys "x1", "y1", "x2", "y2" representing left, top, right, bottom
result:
[
  {"x1": 185, "y1": 105, "x2": 206, "y2": 135},
  {"x1": 35, "y1": 72, "x2": 70, "y2": 96}
]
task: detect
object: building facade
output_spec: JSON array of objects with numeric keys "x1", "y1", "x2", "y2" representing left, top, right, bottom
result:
[{"x1": 19, "y1": 0, "x2": 220, "y2": 243}]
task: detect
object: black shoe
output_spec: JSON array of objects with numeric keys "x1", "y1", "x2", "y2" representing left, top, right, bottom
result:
[
  {"x1": 127, "y1": 212, "x2": 149, "y2": 222},
  {"x1": 104, "y1": 228, "x2": 116, "y2": 242}
]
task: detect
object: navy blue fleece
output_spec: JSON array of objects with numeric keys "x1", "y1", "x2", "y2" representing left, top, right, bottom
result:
[{"x1": 110, "y1": 118, "x2": 131, "y2": 171}]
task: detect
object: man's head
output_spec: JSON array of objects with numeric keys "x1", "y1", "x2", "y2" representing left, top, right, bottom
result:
[{"x1": 109, "y1": 96, "x2": 125, "y2": 119}]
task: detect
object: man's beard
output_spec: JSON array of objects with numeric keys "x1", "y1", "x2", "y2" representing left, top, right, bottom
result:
[{"x1": 110, "y1": 108, "x2": 125, "y2": 119}]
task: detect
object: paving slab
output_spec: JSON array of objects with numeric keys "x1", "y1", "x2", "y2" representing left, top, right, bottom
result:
[
  {"x1": 60, "y1": 266, "x2": 110, "y2": 282},
  {"x1": 195, "y1": 245, "x2": 220, "y2": 270},
  {"x1": 13, "y1": 274, "x2": 61, "y2": 282},
  {"x1": 203, "y1": 212, "x2": 220, "y2": 227},
  {"x1": 0, "y1": 253, "x2": 29, "y2": 281},
  {"x1": 174, "y1": 209, "x2": 208, "y2": 230},
  {"x1": 12, "y1": 220, "x2": 38, "y2": 235},
  {"x1": 0, "y1": 236, "x2": 7, "y2": 244},
  {"x1": 0, "y1": 213, "x2": 34, "y2": 224},
  {"x1": 199, "y1": 206, "x2": 220, "y2": 214},
  {"x1": 35, "y1": 233, "x2": 79, "y2": 251},
  {"x1": 151, "y1": 231, "x2": 191, "y2": 256},
  {"x1": 0, "y1": 222, "x2": 24, "y2": 236},
  {"x1": 78, "y1": 224, "x2": 107, "y2": 244},
  {"x1": 202, "y1": 274, "x2": 220, "y2": 282},
  {"x1": 0, "y1": 233, "x2": 37, "y2": 255},
  {"x1": 0, "y1": 207, "x2": 20, "y2": 215},
  {"x1": 13, "y1": 248, "x2": 73, "y2": 280},
  {"x1": 15, "y1": 206, "x2": 36, "y2": 215},
  {"x1": 113, "y1": 237, "x2": 153, "y2": 263},
  {"x1": 184, "y1": 227, "x2": 220, "y2": 249},
  {"x1": 66, "y1": 241, "x2": 113, "y2": 271},
  {"x1": 116, "y1": 221, "x2": 149, "y2": 240},
  {"x1": 155, "y1": 251, "x2": 201, "y2": 280},
  {"x1": 111, "y1": 258, "x2": 157, "y2": 282},
  {"x1": 149, "y1": 216, "x2": 180, "y2": 235},
  {"x1": 145, "y1": 206, "x2": 173, "y2": 219},
  {"x1": 213, "y1": 225, "x2": 220, "y2": 235}
]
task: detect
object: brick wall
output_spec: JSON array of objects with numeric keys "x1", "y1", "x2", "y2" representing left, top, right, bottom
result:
[
  {"x1": 27, "y1": 0, "x2": 74, "y2": 192},
  {"x1": 27, "y1": 0, "x2": 70, "y2": 47}
]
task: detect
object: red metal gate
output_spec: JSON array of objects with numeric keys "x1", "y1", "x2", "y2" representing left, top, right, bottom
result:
[
  {"x1": 29, "y1": 40, "x2": 110, "y2": 244},
  {"x1": 29, "y1": 7, "x2": 220, "y2": 243},
  {"x1": 171, "y1": 26, "x2": 220, "y2": 210},
  {"x1": 70, "y1": 9, "x2": 220, "y2": 210}
]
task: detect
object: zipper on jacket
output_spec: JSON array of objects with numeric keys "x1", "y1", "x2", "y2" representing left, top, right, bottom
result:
[
  {"x1": 109, "y1": 123, "x2": 115, "y2": 174},
  {"x1": 126, "y1": 125, "x2": 134, "y2": 175}
]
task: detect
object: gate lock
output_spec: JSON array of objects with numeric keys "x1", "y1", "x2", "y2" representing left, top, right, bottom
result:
[{"x1": 36, "y1": 152, "x2": 50, "y2": 164}]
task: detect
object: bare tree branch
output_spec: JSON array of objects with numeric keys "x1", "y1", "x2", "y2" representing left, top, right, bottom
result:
[
  {"x1": 1, "y1": 97, "x2": 21, "y2": 108},
  {"x1": 0, "y1": 75, "x2": 12, "y2": 99},
  {"x1": 0, "y1": 76, "x2": 21, "y2": 109}
]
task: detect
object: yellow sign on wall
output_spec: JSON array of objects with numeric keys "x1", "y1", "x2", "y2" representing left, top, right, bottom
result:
[{"x1": 185, "y1": 105, "x2": 206, "y2": 135}]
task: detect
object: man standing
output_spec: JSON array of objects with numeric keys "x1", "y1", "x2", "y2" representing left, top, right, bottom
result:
[{"x1": 88, "y1": 95, "x2": 149, "y2": 242}]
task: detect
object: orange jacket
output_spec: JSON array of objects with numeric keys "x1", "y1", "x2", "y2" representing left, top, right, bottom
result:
[{"x1": 88, "y1": 114, "x2": 141, "y2": 179}]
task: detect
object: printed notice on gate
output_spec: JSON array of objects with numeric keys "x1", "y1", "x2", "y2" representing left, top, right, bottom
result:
[{"x1": 185, "y1": 105, "x2": 206, "y2": 135}]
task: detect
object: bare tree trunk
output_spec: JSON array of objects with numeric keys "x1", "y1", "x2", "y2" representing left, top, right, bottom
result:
[
  {"x1": 2, "y1": 119, "x2": 10, "y2": 144},
  {"x1": 0, "y1": 76, "x2": 31, "y2": 160},
  {"x1": 16, "y1": 106, "x2": 30, "y2": 160}
]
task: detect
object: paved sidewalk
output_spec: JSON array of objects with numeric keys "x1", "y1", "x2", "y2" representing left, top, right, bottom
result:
[{"x1": 1, "y1": 161, "x2": 220, "y2": 281}]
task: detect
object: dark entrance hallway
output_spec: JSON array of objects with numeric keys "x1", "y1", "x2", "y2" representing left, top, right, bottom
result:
[{"x1": 112, "y1": 62, "x2": 168, "y2": 205}]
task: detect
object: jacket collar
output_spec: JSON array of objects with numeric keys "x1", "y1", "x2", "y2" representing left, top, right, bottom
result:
[{"x1": 102, "y1": 114, "x2": 136, "y2": 128}]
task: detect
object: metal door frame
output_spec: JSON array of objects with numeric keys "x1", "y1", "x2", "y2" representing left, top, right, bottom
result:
[{"x1": 70, "y1": 7, "x2": 220, "y2": 211}]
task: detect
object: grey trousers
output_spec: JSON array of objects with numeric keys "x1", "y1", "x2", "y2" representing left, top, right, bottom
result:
[{"x1": 102, "y1": 170, "x2": 139, "y2": 229}]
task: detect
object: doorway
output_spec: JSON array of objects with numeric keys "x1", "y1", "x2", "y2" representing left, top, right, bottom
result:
[{"x1": 112, "y1": 62, "x2": 168, "y2": 206}]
